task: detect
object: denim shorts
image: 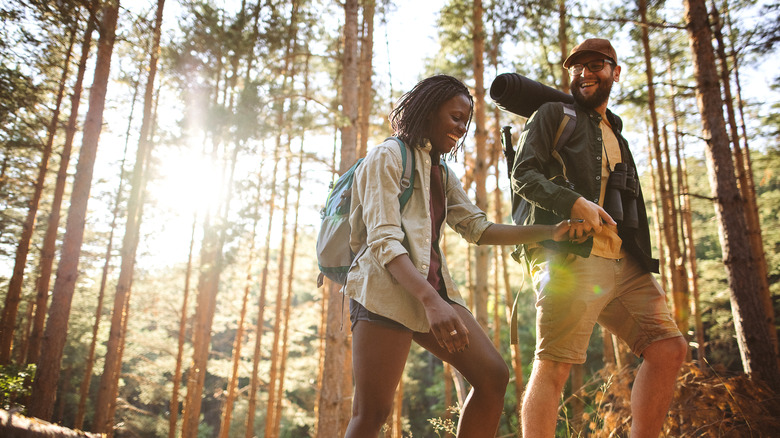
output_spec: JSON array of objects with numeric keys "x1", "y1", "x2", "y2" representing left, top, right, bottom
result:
[
  {"x1": 349, "y1": 287, "x2": 455, "y2": 332},
  {"x1": 349, "y1": 298, "x2": 411, "y2": 332},
  {"x1": 529, "y1": 251, "x2": 683, "y2": 364}
]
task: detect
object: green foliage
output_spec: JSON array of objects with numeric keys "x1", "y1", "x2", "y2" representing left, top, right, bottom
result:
[{"x1": 0, "y1": 364, "x2": 35, "y2": 411}]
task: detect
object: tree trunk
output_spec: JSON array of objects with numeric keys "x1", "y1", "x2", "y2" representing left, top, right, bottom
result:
[
  {"x1": 265, "y1": 145, "x2": 292, "y2": 437},
  {"x1": 316, "y1": 1, "x2": 358, "y2": 435},
  {"x1": 168, "y1": 217, "x2": 196, "y2": 438},
  {"x1": 244, "y1": 144, "x2": 276, "y2": 438},
  {"x1": 684, "y1": 0, "x2": 780, "y2": 392},
  {"x1": 312, "y1": 271, "x2": 328, "y2": 437},
  {"x1": 265, "y1": 6, "x2": 300, "y2": 435},
  {"x1": 472, "y1": 0, "x2": 490, "y2": 330},
  {"x1": 338, "y1": 0, "x2": 359, "y2": 173},
  {"x1": 181, "y1": 162, "x2": 222, "y2": 437},
  {"x1": 357, "y1": 0, "x2": 374, "y2": 158},
  {"x1": 272, "y1": 136, "x2": 307, "y2": 438},
  {"x1": 26, "y1": 7, "x2": 96, "y2": 366},
  {"x1": 647, "y1": 140, "x2": 668, "y2": 291},
  {"x1": 722, "y1": 11, "x2": 767, "y2": 341},
  {"x1": 0, "y1": 24, "x2": 76, "y2": 365},
  {"x1": 75, "y1": 53, "x2": 141, "y2": 432},
  {"x1": 27, "y1": 0, "x2": 120, "y2": 421},
  {"x1": 92, "y1": 2, "x2": 165, "y2": 432},
  {"x1": 15, "y1": 299, "x2": 34, "y2": 365},
  {"x1": 558, "y1": 0, "x2": 570, "y2": 94},
  {"x1": 677, "y1": 142, "x2": 704, "y2": 365},
  {"x1": 639, "y1": 0, "x2": 688, "y2": 332},
  {"x1": 217, "y1": 197, "x2": 260, "y2": 438},
  {"x1": 662, "y1": 126, "x2": 690, "y2": 330},
  {"x1": 711, "y1": 0, "x2": 777, "y2": 359}
]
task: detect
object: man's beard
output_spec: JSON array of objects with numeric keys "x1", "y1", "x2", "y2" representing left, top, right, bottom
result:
[{"x1": 571, "y1": 76, "x2": 613, "y2": 108}]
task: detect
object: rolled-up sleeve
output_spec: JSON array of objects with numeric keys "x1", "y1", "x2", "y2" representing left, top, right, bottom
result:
[
  {"x1": 444, "y1": 165, "x2": 493, "y2": 244},
  {"x1": 352, "y1": 144, "x2": 409, "y2": 267}
]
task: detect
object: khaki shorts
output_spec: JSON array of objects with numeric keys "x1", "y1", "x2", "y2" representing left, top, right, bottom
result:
[{"x1": 529, "y1": 251, "x2": 682, "y2": 364}]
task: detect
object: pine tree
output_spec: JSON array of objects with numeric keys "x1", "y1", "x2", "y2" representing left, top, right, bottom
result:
[{"x1": 28, "y1": 0, "x2": 121, "y2": 421}]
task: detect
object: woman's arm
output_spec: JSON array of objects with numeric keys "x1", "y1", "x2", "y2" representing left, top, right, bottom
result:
[
  {"x1": 476, "y1": 221, "x2": 572, "y2": 245},
  {"x1": 385, "y1": 254, "x2": 469, "y2": 354}
]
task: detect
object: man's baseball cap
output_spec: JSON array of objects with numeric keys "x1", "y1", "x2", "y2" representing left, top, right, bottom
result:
[{"x1": 563, "y1": 38, "x2": 618, "y2": 68}]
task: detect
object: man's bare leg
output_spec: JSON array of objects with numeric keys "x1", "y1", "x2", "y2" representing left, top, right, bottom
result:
[
  {"x1": 521, "y1": 359, "x2": 572, "y2": 437},
  {"x1": 630, "y1": 336, "x2": 687, "y2": 437}
]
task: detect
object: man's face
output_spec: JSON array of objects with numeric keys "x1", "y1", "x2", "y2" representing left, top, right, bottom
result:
[{"x1": 569, "y1": 53, "x2": 621, "y2": 110}]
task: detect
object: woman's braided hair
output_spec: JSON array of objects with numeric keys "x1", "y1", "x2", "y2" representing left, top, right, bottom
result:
[{"x1": 389, "y1": 74, "x2": 474, "y2": 158}]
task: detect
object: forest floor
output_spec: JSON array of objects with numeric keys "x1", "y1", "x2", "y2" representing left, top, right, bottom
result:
[
  {"x1": 572, "y1": 362, "x2": 780, "y2": 437},
  {"x1": 1, "y1": 363, "x2": 778, "y2": 437}
]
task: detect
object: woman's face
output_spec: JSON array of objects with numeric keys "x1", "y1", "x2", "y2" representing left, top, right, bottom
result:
[{"x1": 427, "y1": 94, "x2": 471, "y2": 156}]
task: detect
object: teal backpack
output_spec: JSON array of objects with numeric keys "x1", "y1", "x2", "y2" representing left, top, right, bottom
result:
[{"x1": 316, "y1": 137, "x2": 415, "y2": 286}]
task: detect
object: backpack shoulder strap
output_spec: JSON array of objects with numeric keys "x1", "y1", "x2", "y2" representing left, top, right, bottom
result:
[
  {"x1": 550, "y1": 103, "x2": 577, "y2": 182},
  {"x1": 440, "y1": 160, "x2": 449, "y2": 188},
  {"x1": 385, "y1": 137, "x2": 415, "y2": 210},
  {"x1": 554, "y1": 103, "x2": 577, "y2": 151}
]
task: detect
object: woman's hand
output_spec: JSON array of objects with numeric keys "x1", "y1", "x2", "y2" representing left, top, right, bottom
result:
[
  {"x1": 421, "y1": 295, "x2": 470, "y2": 354},
  {"x1": 386, "y1": 254, "x2": 470, "y2": 353},
  {"x1": 551, "y1": 220, "x2": 573, "y2": 241}
]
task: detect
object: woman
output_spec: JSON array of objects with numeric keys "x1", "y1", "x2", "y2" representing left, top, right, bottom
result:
[{"x1": 344, "y1": 74, "x2": 570, "y2": 437}]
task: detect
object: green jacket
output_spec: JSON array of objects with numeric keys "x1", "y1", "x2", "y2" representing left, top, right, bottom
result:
[{"x1": 510, "y1": 101, "x2": 659, "y2": 273}]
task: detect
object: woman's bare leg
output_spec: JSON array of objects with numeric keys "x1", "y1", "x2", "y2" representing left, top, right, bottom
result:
[
  {"x1": 344, "y1": 321, "x2": 413, "y2": 438},
  {"x1": 414, "y1": 304, "x2": 509, "y2": 438}
]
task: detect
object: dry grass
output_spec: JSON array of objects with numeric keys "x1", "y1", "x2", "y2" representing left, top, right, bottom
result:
[{"x1": 567, "y1": 362, "x2": 780, "y2": 437}]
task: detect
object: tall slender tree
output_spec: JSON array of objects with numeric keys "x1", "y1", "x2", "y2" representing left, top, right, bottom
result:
[
  {"x1": 357, "y1": 0, "x2": 375, "y2": 158},
  {"x1": 472, "y1": 0, "x2": 490, "y2": 329},
  {"x1": 26, "y1": 2, "x2": 96, "y2": 366},
  {"x1": 93, "y1": 1, "x2": 166, "y2": 432},
  {"x1": 317, "y1": 1, "x2": 358, "y2": 435},
  {"x1": 74, "y1": 74, "x2": 138, "y2": 429},
  {"x1": 168, "y1": 216, "x2": 197, "y2": 438},
  {"x1": 710, "y1": 1, "x2": 776, "y2": 359},
  {"x1": 28, "y1": 0, "x2": 121, "y2": 421},
  {"x1": 683, "y1": 0, "x2": 780, "y2": 392},
  {"x1": 265, "y1": 5, "x2": 301, "y2": 434},
  {"x1": 0, "y1": 23, "x2": 76, "y2": 365},
  {"x1": 638, "y1": 0, "x2": 689, "y2": 331}
]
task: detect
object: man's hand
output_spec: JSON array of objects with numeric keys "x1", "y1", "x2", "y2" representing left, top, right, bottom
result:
[{"x1": 569, "y1": 197, "x2": 616, "y2": 242}]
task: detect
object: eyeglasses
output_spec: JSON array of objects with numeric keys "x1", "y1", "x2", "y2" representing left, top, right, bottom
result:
[{"x1": 567, "y1": 59, "x2": 614, "y2": 76}]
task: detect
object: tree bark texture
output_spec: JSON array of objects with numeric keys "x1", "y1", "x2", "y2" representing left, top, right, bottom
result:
[
  {"x1": 357, "y1": 0, "x2": 374, "y2": 158},
  {"x1": 28, "y1": 0, "x2": 120, "y2": 421},
  {"x1": 0, "y1": 24, "x2": 75, "y2": 365},
  {"x1": 684, "y1": 0, "x2": 780, "y2": 391},
  {"x1": 472, "y1": 0, "x2": 490, "y2": 330},
  {"x1": 316, "y1": 2, "x2": 359, "y2": 436},
  {"x1": 710, "y1": 1, "x2": 777, "y2": 358},
  {"x1": 27, "y1": 9, "x2": 95, "y2": 366},
  {"x1": 168, "y1": 217, "x2": 196, "y2": 438},
  {"x1": 93, "y1": 1, "x2": 165, "y2": 432}
]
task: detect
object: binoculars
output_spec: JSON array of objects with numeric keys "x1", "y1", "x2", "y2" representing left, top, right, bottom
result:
[{"x1": 603, "y1": 163, "x2": 639, "y2": 229}]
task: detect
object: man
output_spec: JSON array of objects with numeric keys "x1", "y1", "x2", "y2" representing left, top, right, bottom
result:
[{"x1": 510, "y1": 38, "x2": 687, "y2": 437}]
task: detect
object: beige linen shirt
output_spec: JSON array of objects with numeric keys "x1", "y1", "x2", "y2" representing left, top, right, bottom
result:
[{"x1": 345, "y1": 138, "x2": 493, "y2": 332}]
